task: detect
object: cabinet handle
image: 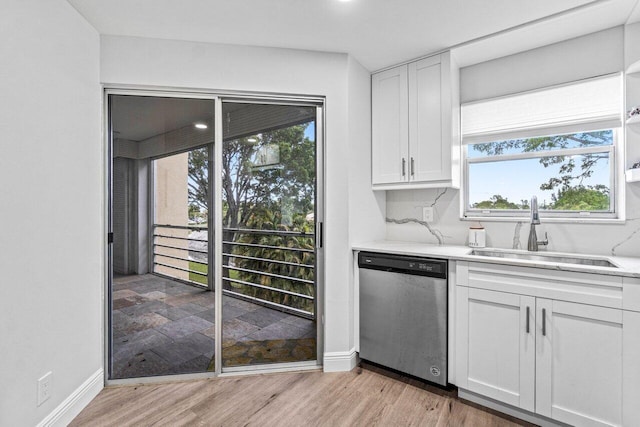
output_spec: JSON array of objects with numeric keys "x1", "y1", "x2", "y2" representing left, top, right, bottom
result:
[
  {"x1": 402, "y1": 158, "x2": 406, "y2": 177},
  {"x1": 526, "y1": 306, "x2": 530, "y2": 334},
  {"x1": 410, "y1": 157, "x2": 415, "y2": 176},
  {"x1": 542, "y1": 308, "x2": 546, "y2": 336}
]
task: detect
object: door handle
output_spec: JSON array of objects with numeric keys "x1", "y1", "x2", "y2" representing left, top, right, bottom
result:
[
  {"x1": 316, "y1": 222, "x2": 323, "y2": 249},
  {"x1": 402, "y1": 158, "x2": 406, "y2": 177},
  {"x1": 410, "y1": 157, "x2": 415, "y2": 176},
  {"x1": 542, "y1": 308, "x2": 546, "y2": 336},
  {"x1": 526, "y1": 306, "x2": 530, "y2": 334}
]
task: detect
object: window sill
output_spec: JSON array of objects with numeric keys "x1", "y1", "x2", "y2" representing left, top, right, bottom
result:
[{"x1": 461, "y1": 215, "x2": 626, "y2": 225}]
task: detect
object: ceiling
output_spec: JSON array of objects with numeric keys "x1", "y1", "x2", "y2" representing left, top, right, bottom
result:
[
  {"x1": 111, "y1": 95, "x2": 315, "y2": 143},
  {"x1": 111, "y1": 95, "x2": 215, "y2": 141},
  {"x1": 67, "y1": 0, "x2": 640, "y2": 71}
]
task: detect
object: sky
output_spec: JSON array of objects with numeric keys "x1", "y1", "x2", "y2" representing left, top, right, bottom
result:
[
  {"x1": 466, "y1": 132, "x2": 613, "y2": 208},
  {"x1": 468, "y1": 155, "x2": 610, "y2": 208},
  {"x1": 304, "y1": 122, "x2": 315, "y2": 141}
]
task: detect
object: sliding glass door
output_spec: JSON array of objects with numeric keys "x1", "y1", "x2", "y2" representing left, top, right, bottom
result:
[
  {"x1": 108, "y1": 93, "x2": 321, "y2": 381},
  {"x1": 219, "y1": 102, "x2": 318, "y2": 368},
  {"x1": 109, "y1": 95, "x2": 216, "y2": 379}
]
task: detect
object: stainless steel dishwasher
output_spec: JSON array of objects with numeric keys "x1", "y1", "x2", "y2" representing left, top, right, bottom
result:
[{"x1": 358, "y1": 251, "x2": 448, "y2": 386}]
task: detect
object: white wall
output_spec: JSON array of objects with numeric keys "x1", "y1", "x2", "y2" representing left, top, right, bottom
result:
[
  {"x1": 461, "y1": 26, "x2": 624, "y2": 103},
  {"x1": 347, "y1": 57, "x2": 386, "y2": 248},
  {"x1": 101, "y1": 35, "x2": 377, "y2": 368},
  {"x1": 0, "y1": 1, "x2": 103, "y2": 426},
  {"x1": 387, "y1": 26, "x2": 640, "y2": 258},
  {"x1": 347, "y1": 56, "x2": 386, "y2": 350}
]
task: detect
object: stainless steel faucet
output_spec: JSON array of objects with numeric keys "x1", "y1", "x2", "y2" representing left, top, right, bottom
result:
[{"x1": 528, "y1": 196, "x2": 548, "y2": 251}]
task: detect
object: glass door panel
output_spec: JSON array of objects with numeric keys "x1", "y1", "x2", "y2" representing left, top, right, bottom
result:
[
  {"x1": 109, "y1": 95, "x2": 216, "y2": 379},
  {"x1": 220, "y1": 102, "x2": 317, "y2": 367}
]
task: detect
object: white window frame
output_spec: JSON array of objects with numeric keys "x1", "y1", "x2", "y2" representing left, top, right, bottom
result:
[
  {"x1": 460, "y1": 74, "x2": 625, "y2": 223},
  {"x1": 462, "y1": 131, "x2": 619, "y2": 221}
]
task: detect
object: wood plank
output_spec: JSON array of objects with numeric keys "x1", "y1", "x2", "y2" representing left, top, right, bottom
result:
[{"x1": 71, "y1": 366, "x2": 532, "y2": 426}]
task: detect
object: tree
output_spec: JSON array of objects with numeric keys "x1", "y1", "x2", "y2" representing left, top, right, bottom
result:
[
  {"x1": 188, "y1": 147, "x2": 209, "y2": 213},
  {"x1": 188, "y1": 203, "x2": 200, "y2": 220},
  {"x1": 188, "y1": 123, "x2": 316, "y2": 230},
  {"x1": 230, "y1": 208, "x2": 315, "y2": 314},
  {"x1": 551, "y1": 186, "x2": 609, "y2": 210},
  {"x1": 221, "y1": 124, "x2": 315, "y2": 232},
  {"x1": 188, "y1": 120, "x2": 317, "y2": 301},
  {"x1": 473, "y1": 195, "x2": 523, "y2": 210}
]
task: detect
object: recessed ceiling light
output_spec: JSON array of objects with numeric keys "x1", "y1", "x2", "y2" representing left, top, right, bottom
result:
[{"x1": 194, "y1": 123, "x2": 208, "y2": 129}]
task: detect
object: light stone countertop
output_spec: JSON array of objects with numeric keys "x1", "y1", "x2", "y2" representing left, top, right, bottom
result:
[{"x1": 353, "y1": 240, "x2": 640, "y2": 279}]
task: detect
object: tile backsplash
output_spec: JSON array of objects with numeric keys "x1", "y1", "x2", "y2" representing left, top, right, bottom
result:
[{"x1": 385, "y1": 186, "x2": 640, "y2": 257}]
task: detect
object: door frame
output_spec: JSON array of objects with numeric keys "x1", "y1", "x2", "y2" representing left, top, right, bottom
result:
[
  {"x1": 104, "y1": 86, "x2": 325, "y2": 385},
  {"x1": 214, "y1": 98, "x2": 325, "y2": 373}
]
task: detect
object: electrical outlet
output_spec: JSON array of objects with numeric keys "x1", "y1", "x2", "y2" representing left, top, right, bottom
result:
[
  {"x1": 422, "y1": 207, "x2": 434, "y2": 222},
  {"x1": 37, "y1": 372, "x2": 52, "y2": 406}
]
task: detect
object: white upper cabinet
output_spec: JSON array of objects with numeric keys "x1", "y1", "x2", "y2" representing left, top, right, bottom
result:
[
  {"x1": 371, "y1": 65, "x2": 408, "y2": 184},
  {"x1": 371, "y1": 51, "x2": 460, "y2": 190}
]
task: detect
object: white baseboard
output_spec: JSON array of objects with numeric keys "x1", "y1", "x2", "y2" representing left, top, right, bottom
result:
[
  {"x1": 323, "y1": 348, "x2": 357, "y2": 372},
  {"x1": 458, "y1": 389, "x2": 568, "y2": 427},
  {"x1": 37, "y1": 369, "x2": 103, "y2": 427}
]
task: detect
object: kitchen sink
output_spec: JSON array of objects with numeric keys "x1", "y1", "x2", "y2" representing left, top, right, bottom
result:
[{"x1": 469, "y1": 248, "x2": 619, "y2": 268}]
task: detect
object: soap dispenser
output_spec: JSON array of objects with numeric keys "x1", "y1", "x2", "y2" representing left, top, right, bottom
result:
[{"x1": 468, "y1": 225, "x2": 486, "y2": 248}]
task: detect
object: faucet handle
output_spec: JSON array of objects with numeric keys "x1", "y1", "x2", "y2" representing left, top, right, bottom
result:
[{"x1": 538, "y1": 232, "x2": 549, "y2": 246}]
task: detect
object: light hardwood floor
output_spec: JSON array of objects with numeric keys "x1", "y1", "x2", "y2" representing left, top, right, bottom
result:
[{"x1": 71, "y1": 365, "x2": 531, "y2": 426}]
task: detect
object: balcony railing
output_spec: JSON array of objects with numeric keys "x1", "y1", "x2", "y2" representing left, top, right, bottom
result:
[{"x1": 152, "y1": 224, "x2": 315, "y2": 318}]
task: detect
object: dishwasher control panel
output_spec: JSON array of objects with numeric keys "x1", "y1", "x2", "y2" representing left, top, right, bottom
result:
[{"x1": 358, "y1": 252, "x2": 447, "y2": 279}]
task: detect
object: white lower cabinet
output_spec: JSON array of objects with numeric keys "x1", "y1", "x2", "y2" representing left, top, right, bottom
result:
[
  {"x1": 456, "y1": 287, "x2": 535, "y2": 412},
  {"x1": 455, "y1": 261, "x2": 639, "y2": 426},
  {"x1": 535, "y1": 300, "x2": 623, "y2": 426}
]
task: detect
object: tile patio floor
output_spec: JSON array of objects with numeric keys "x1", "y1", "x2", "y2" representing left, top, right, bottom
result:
[{"x1": 111, "y1": 274, "x2": 316, "y2": 379}]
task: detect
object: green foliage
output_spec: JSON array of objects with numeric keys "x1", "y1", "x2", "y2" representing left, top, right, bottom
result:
[
  {"x1": 188, "y1": 147, "x2": 209, "y2": 212},
  {"x1": 188, "y1": 204, "x2": 200, "y2": 219},
  {"x1": 187, "y1": 118, "x2": 317, "y2": 313},
  {"x1": 221, "y1": 124, "x2": 315, "y2": 229},
  {"x1": 228, "y1": 208, "x2": 315, "y2": 314},
  {"x1": 472, "y1": 195, "x2": 526, "y2": 210},
  {"x1": 551, "y1": 186, "x2": 609, "y2": 211},
  {"x1": 189, "y1": 261, "x2": 208, "y2": 285}
]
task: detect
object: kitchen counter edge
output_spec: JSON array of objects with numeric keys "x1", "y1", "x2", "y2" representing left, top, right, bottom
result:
[{"x1": 353, "y1": 241, "x2": 640, "y2": 279}]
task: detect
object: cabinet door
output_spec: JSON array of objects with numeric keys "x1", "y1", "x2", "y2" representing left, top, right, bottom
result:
[
  {"x1": 408, "y1": 54, "x2": 449, "y2": 182},
  {"x1": 372, "y1": 65, "x2": 408, "y2": 185},
  {"x1": 536, "y1": 299, "x2": 623, "y2": 426},
  {"x1": 456, "y1": 287, "x2": 535, "y2": 411}
]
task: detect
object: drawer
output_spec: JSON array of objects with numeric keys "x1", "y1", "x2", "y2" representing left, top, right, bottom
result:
[{"x1": 456, "y1": 261, "x2": 623, "y2": 309}]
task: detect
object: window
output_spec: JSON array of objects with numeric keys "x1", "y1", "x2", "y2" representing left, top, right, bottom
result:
[{"x1": 461, "y1": 74, "x2": 623, "y2": 220}]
